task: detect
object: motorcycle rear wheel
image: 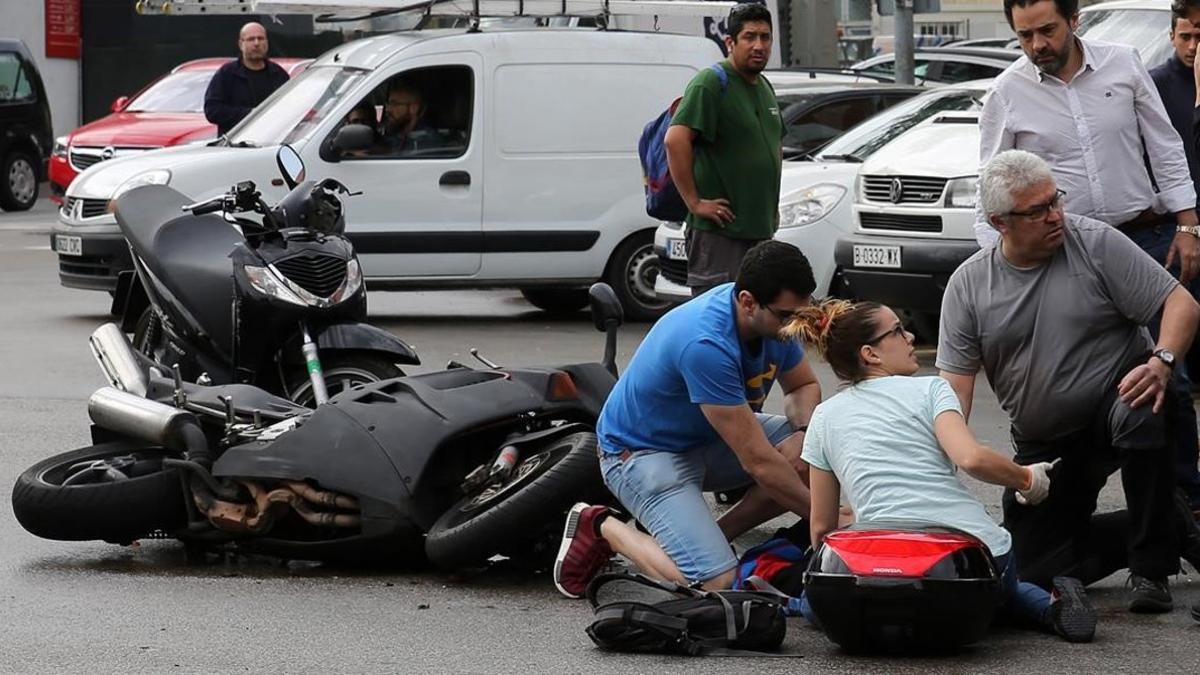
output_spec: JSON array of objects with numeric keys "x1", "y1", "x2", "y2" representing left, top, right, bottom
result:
[
  {"x1": 11, "y1": 441, "x2": 187, "y2": 544},
  {"x1": 424, "y1": 431, "x2": 607, "y2": 569}
]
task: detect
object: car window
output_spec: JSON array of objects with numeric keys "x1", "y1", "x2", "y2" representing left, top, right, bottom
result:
[
  {"x1": 783, "y1": 97, "x2": 876, "y2": 156},
  {"x1": 859, "y1": 58, "x2": 931, "y2": 80},
  {"x1": 815, "y1": 88, "x2": 981, "y2": 161},
  {"x1": 126, "y1": 70, "x2": 215, "y2": 114},
  {"x1": 225, "y1": 66, "x2": 366, "y2": 146},
  {"x1": 0, "y1": 52, "x2": 34, "y2": 103},
  {"x1": 938, "y1": 61, "x2": 1004, "y2": 83},
  {"x1": 337, "y1": 65, "x2": 473, "y2": 161},
  {"x1": 1077, "y1": 8, "x2": 1175, "y2": 67}
]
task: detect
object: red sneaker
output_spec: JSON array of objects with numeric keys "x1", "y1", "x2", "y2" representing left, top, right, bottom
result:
[{"x1": 553, "y1": 502, "x2": 614, "y2": 599}]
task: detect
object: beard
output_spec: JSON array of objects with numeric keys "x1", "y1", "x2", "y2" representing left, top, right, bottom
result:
[{"x1": 1029, "y1": 39, "x2": 1073, "y2": 77}]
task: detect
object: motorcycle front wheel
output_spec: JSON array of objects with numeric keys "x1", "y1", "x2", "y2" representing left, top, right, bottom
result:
[
  {"x1": 285, "y1": 351, "x2": 404, "y2": 407},
  {"x1": 11, "y1": 441, "x2": 187, "y2": 544},
  {"x1": 424, "y1": 431, "x2": 608, "y2": 569}
]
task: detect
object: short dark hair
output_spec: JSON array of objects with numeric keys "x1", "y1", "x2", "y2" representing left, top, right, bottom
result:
[
  {"x1": 1002, "y1": 0, "x2": 1078, "y2": 29},
  {"x1": 728, "y1": 2, "x2": 772, "y2": 41},
  {"x1": 733, "y1": 240, "x2": 815, "y2": 305},
  {"x1": 1173, "y1": 0, "x2": 1200, "y2": 30}
]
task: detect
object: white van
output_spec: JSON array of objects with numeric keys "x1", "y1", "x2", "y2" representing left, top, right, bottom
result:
[{"x1": 52, "y1": 28, "x2": 722, "y2": 320}]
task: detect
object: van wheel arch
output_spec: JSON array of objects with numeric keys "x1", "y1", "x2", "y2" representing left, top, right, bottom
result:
[{"x1": 602, "y1": 229, "x2": 670, "y2": 322}]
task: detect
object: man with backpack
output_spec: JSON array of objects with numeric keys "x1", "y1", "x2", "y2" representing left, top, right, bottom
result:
[{"x1": 665, "y1": 3, "x2": 784, "y2": 296}]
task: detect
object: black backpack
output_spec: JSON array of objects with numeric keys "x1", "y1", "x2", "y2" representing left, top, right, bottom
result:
[{"x1": 584, "y1": 572, "x2": 787, "y2": 656}]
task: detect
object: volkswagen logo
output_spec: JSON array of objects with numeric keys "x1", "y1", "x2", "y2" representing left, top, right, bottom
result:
[
  {"x1": 101, "y1": 146, "x2": 115, "y2": 160},
  {"x1": 889, "y1": 177, "x2": 904, "y2": 204}
]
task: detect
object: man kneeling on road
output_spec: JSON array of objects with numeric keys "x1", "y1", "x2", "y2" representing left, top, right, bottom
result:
[
  {"x1": 553, "y1": 241, "x2": 821, "y2": 597},
  {"x1": 938, "y1": 150, "x2": 1200, "y2": 613}
]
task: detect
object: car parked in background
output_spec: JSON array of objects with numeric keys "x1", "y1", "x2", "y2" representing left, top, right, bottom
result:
[
  {"x1": 0, "y1": 39, "x2": 51, "y2": 211},
  {"x1": 851, "y1": 47, "x2": 1019, "y2": 83},
  {"x1": 654, "y1": 81, "x2": 991, "y2": 302},
  {"x1": 48, "y1": 57, "x2": 310, "y2": 203},
  {"x1": 774, "y1": 81, "x2": 924, "y2": 159}
]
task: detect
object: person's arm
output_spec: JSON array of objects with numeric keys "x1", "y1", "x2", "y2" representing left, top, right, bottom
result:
[
  {"x1": 664, "y1": 124, "x2": 732, "y2": 227},
  {"x1": 772, "y1": 356, "x2": 821, "y2": 479},
  {"x1": 935, "y1": 270, "x2": 983, "y2": 420},
  {"x1": 973, "y1": 88, "x2": 1014, "y2": 247},
  {"x1": 1133, "y1": 51, "x2": 1200, "y2": 281},
  {"x1": 1118, "y1": 285, "x2": 1200, "y2": 412},
  {"x1": 701, "y1": 403, "x2": 810, "y2": 516},
  {"x1": 939, "y1": 371, "x2": 977, "y2": 422},
  {"x1": 933, "y1": 409, "x2": 1030, "y2": 489},
  {"x1": 808, "y1": 467, "x2": 841, "y2": 546}
]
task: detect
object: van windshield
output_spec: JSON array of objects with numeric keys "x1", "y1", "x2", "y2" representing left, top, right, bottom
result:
[
  {"x1": 1076, "y1": 8, "x2": 1174, "y2": 68},
  {"x1": 225, "y1": 66, "x2": 366, "y2": 147},
  {"x1": 814, "y1": 87, "x2": 983, "y2": 161}
]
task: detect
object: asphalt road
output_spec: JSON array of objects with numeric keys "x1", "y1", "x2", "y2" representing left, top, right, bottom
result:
[{"x1": 1, "y1": 200, "x2": 1198, "y2": 674}]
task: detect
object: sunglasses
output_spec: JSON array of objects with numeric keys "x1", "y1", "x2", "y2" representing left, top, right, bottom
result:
[
  {"x1": 761, "y1": 303, "x2": 804, "y2": 323},
  {"x1": 867, "y1": 323, "x2": 907, "y2": 344}
]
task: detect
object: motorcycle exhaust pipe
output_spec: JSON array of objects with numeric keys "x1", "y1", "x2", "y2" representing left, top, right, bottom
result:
[
  {"x1": 89, "y1": 323, "x2": 149, "y2": 397},
  {"x1": 87, "y1": 387, "x2": 205, "y2": 460}
]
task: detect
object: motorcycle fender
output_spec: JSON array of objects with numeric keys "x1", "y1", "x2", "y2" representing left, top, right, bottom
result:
[
  {"x1": 313, "y1": 322, "x2": 421, "y2": 366},
  {"x1": 504, "y1": 422, "x2": 595, "y2": 450}
]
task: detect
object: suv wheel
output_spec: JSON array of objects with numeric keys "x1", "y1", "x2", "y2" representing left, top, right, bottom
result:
[
  {"x1": 605, "y1": 232, "x2": 670, "y2": 322},
  {"x1": 0, "y1": 150, "x2": 38, "y2": 212}
]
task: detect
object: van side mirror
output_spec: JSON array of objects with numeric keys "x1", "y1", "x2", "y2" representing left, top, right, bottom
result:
[
  {"x1": 276, "y1": 145, "x2": 305, "y2": 190},
  {"x1": 111, "y1": 96, "x2": 129, "y2": 113},
  {"x1": 589, "y1": 283, "x2": 623, "y2": 378},
  {"x1": 323, "y1": 124, "x2": 376, "y2": 162}
]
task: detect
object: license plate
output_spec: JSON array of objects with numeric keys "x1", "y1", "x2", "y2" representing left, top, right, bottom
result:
[
  {"x1": 667, "y1": 239, "x2": 687, "y2": 261},
  {"x1": 55, "y1": 235, "x2": 82, "y2": 256},
  {"x1": 853, "y1": 244, "x2": 901, "y2": 268}
]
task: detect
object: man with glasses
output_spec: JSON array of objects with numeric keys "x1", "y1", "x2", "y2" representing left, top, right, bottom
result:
[
  {"x1": 940, "y1": 150, "x2": 1200, "y2": 613},
  {"x1": 553, "y1": 241, "x2": 822, "y2": 597}
]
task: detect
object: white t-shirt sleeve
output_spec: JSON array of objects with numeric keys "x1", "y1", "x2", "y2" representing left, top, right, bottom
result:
[
  {"x1": 929, "y1": 377, "x2": 963, "y2": 419},
  {"x1": 801, "y1": 406, "x2": 832, "y2": 472}
]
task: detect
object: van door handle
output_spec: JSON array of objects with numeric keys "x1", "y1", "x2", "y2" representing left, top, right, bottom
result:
[{"x1": 440, "y1": 171, "x2": 471, "y2": 187}]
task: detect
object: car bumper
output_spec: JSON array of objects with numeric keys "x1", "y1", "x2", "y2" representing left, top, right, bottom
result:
[
  {"x1": 653, "y1": 222, "x2": 692, "y2": 302},
  {"x1": 834, "y1": 235, "x2": 979, "y2": 313},
  {"x1": 51, "y1": 215, "x2": 130, "y2": 291}
]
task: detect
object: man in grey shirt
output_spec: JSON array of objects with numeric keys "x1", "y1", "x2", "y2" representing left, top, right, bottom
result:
[{"x1": 939, "y1": 150, "x2": 1200, "y2": 614}]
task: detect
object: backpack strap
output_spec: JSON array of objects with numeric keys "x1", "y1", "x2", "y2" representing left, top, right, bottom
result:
[{"x1": 709, "y1": 62, "x2": 730, "y2": 94}]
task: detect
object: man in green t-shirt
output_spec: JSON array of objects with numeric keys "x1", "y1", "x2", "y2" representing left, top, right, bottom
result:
[{"x1": 665, "y1": 2, "x2": 784, "y2": 296}]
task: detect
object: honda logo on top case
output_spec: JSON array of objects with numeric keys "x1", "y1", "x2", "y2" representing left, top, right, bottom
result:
[{"x1": 889, "y1": 177, "x2": 903, "y2": 204}]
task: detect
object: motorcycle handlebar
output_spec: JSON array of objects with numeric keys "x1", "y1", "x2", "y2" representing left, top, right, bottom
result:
[{"x1": 182, "y1": 197, "x2": 226, "y2": 215}]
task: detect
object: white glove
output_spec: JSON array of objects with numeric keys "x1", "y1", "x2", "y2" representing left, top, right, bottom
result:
[{"x1": 1015, "y1": 458, "x2": 1060, "y2": 506}]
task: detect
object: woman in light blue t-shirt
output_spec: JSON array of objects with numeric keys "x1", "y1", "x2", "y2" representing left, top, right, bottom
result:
[{"x1": 788, "y1": 300, "x2": 1095, "y2": 643}]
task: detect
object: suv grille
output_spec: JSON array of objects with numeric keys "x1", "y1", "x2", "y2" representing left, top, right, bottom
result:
[
  {"x1": 62, "y1": 197, "x2": 111, "y2": 219},
  {"x1": 659, "y1": 258, "x2": 688, "y2": 286},
  {"x1": 862, "y1": 176, "x2": 949, "y2": 204},
  {"x1": 275, "y1": 254, "x2": 347, "y2": 298},
  {"x1": 860, "y1": 212, "x2": 942, "y2": 233}
]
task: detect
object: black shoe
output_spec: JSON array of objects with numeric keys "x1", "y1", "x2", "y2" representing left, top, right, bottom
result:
[
  {"x1": 1128, "y1": 575, "x2": 1173, "y2": 614},
  {"x1": 1174, "y1": 489, "x2": 1200, "y2": 572},
  {"x1": 1048, "y1": 576, "x2": 1096, "y2": 643}
]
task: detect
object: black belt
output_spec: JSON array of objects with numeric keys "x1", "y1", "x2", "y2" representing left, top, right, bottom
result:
[{"x1": 1115, "y1": 208, "x2": 1164, "y2": 233}]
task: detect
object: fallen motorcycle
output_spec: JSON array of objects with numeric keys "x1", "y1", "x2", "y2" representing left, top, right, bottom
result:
[{"x1": 12, "y1": 285, "x2": 623, "y2": 567}]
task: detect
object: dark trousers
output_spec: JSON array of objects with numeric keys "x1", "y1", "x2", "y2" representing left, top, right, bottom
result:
[
  {"x1": 1003, "y1": 364, "x2": 1180, "y2": 587},
  {"x1": 1124, "y1": 223, "x2": 1200, "y2": 507}
]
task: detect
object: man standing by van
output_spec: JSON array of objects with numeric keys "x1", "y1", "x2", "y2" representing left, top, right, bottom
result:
[
  {"x1": 204, "y1": 22, "x2": 290, "y2": 137},
  {"x1": 666, "y1": 3, "x2": 783, "y2": 296}
]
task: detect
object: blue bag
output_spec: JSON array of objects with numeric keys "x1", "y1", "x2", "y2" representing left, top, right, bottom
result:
[
  {"x1": 733, "y1": 535, "x2": 809, "y2": 617},
  {"x1": 637, "y1": 63, "x2": 728, "y2": 222}
]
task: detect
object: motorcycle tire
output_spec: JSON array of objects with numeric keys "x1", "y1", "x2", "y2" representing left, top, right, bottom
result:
[
  {"x1": 284, "y1": 350, "x2": 404, "y2": 407},
  {"x1": 11, "y1": 442, "x2": 187, "y2": 544},
  {"x1": 424, "y1": 431, "x2": 607, "y2": 569}
]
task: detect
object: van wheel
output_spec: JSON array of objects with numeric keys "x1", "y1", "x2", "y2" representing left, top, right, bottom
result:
[
  {"x1": 0, "y1": 150, "x2": 38, "y2": 211},
  {"x1": 605, "y1": 233, "x2": 670, "y2": 322},
  {"x1": 520, "y1": 288, "x2": 589, "y2": 315}
]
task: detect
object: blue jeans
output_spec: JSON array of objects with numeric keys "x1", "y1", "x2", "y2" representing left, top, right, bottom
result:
[
  {"x1": 1123, "y1": 224, "x2": 1200, "y2": 507},
  {"x1": 599, "y1": 414, "x2": 794, "y2": 583}
]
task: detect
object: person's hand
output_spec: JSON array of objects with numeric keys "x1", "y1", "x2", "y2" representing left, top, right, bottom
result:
[
  {"x1": 777, "y1": 431, "x2": 806, "y2": 475},
  {"x1": 1015, "y1": 458, "x2": 1060, "y2": 505},
  {"x1": 1165, "y1": 231, "x2": 1200, "y2": 284},
  {"x1": 1118, "y1": 358, "x2": 1172, "y2": 413},
  {"x1": 691, "y1": 198, "x2": 735, "y2": 228}
]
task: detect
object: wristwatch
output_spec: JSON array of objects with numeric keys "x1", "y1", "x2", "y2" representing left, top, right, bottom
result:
[
  {"x1": 1153, "y1": 348, "x2": 1176, "y2": 370},
  {"x1": 1177, "y1": 225, "x2": 1200, "y2": 238}
]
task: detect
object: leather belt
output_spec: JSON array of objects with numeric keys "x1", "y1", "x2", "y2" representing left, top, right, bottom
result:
[
  {"x1": 1116, "y1": 208, "x2": 1162, "y2": 233},
  {"x1": 599, "y1": 447, "x2": 635, "y2": 462}
]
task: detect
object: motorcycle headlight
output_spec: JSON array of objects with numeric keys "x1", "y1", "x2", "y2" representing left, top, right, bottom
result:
[
  {"x1": 112, "y1": 169, "x2": 171, "y2": 201},
  {"x1": 244, "y1": 265, "x2": 310, "y2": 307},
  {"x1": 778, "y1": 184, "x2": 847, "y2": 228},
  {"x1": 329, "y1": 258, "x2": 363, "y2": 304},
  {"x1": 945, "y1": 176, "x2": 979, "y2": 209},
  {"x1": 52, "y1": 136, "x2": 68, "y2": 159}
]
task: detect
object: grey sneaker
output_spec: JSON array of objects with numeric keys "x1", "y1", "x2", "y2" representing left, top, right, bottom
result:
[
  {"x1": 1128, "y1": 574, "x2": 1172, "y2": 614},
  {"x1": 1048, "y1": 577, "x2": 1096, "y2": 643}
]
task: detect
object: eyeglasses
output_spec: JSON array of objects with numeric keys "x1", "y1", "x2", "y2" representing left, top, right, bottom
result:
[
  {"x1": 867, "y1": 323, "x2": 907, "y2": 344},
  {"x1": 762, "y1": 303, "x2": 804, "y2": 323},
  {"x1": 1007, "y1": 189, "x2": 1066, "y2": 222}
]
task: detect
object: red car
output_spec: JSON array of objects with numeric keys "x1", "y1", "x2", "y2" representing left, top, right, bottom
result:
[{"x1": 48, "y1": 57, "x2": 310, "y2": 203}]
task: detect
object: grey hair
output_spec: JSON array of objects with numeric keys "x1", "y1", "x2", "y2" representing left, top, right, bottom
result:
[{"x1": 979, "y1": 149, "x2": 1055, "y2": 219}]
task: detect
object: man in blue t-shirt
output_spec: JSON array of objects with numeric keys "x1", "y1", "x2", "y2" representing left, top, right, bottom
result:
[{"x1": 553, "y1": 241, "x2": 822, "y2": 597}]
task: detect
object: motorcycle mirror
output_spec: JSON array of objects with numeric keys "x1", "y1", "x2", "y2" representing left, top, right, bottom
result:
[
  {"x1": 588, "y1": 283, "x2": 623, "y2": 331},
  {"x1": 276, "y1": 145, "x2": 306, "y2": 190}
]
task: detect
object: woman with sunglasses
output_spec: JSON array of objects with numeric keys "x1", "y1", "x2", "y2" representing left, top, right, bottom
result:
[{"x1": 787, "y1": 300, "x2": 1097, "y2": 643}]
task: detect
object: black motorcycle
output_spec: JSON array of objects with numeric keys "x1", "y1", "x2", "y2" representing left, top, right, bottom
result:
[
  {"x1": 109, "y1": 146, "x2": 418, "y2": 406},
  {"x1": 12, "y1": 284, "x2": 623, "y2": 567}
]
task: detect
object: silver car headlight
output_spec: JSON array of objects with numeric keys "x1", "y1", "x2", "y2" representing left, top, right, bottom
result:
[
  {"x1": 779, "y1": 184, "x2": 847, "y2": 228},
  {"x1": 945, "y1": 176, "x2": 979, "y2": 209},
  {"x1": 112, "y1": 169, "x2": 171, "y2": 201}
]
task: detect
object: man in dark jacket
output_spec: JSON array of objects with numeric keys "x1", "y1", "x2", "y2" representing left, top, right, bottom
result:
[{"x1": 204, "y1": 22, "x2": 289, "y2": 136}]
